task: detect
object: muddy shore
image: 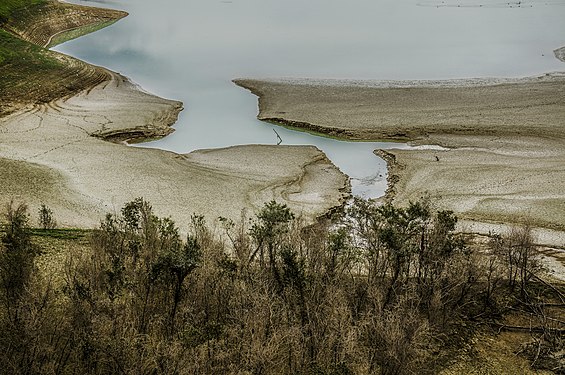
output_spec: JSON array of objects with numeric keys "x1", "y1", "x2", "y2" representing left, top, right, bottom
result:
[
  {"x1": 0, "y1": 1, "x2": 349, "y2": 229},
  {"x1": 2, "y1": 1, "x2": 563, "y2": 243},
  {"x1": 235, "y1": 65, "x2": 565, "y2": 246},
  {"x1": 0, "y1": 71, "x2": 349, "y2": 230},
  {"x1": 235, "y1": 73, "x2": 565, "y2": 142}
]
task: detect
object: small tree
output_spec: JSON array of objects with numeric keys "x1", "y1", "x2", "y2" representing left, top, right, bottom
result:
[
  {"x1": 249, "y1": 200, "x2": 295, "y2": 290},
  {"x1": 0, "y1": 201, "x2": 37, "y2": 324},
  {"x1": 38, "y1": 204, "x2": 56, "y2": 230},
  {"x1": 151, "y1": 232, "x2": 201, "y2": 336},
  {"x1": 493, "y1": 225, "x2": 538, "y2": 296}
]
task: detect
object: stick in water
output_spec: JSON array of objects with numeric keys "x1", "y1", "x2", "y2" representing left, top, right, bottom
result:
[{"x1": 273, "y1": 129, "x2": 282, "y2": 145}]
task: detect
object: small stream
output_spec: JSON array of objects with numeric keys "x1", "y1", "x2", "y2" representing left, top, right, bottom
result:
[{"x1": 54, "y1": 0, "x2": 565, "y2": 197}]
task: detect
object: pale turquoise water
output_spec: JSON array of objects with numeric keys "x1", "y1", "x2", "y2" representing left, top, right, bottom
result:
[{"x1": 54, "y1": 0, "x2": 565, "y2": 197}]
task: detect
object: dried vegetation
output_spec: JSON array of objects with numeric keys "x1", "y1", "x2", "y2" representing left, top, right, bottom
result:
[{"x1": 0, "y1": 198, "x2": 563, "y2": 374}]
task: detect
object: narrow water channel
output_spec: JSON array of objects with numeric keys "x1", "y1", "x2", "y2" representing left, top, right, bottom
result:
[{"x1": 54, "y1": 0, "x2": 565, "y2": 197}]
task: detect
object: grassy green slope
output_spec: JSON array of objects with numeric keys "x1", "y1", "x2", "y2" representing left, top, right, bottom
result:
[
  {"x1": 0, "y1": 0, "x2": 124, "y2": 116},
  {"x1": 0, "y1": 28, "x2": 58, "y2": 68},
  {"x1": 0, "y1": 0, "x2": 46, "y2": 22},
  {"x1": 0, "y1": 28, "x2": 109, "y2": 115}
]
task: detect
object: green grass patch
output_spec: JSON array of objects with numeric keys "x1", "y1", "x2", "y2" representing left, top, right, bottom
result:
[
  {"x1": 0, "y1": 28, "x2": 66, "y2": 89},
  {"x1": 0, "y1": 0, "x2": 125, "y2": 115},
  {"x1": 30, "y1": 228, "x2": 91, "y2": 240},
  {"x1": 0, "y1": 0, "x2": 46, "y2": 23},
  {"x1": 0, "y1": 28, "x2": 59, "y2": 67},
  {"x1": 0, "y1": 28, "x2": 95, "y2": 115},
  {"x1": 48, "y1": 19, "x2": 119, "y2": 48}
]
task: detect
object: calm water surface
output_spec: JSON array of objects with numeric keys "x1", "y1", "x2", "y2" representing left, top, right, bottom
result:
[{"x1": 54, "y1": 0, "x2": 565, "y2": 197}]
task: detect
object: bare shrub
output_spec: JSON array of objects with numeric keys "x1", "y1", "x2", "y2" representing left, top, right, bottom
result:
[
  {"x1": 38, "y1": 203, "x2": 56, "y2": 230},
  {"x1": 5, "y1": 197, "x2": 552, "y2": 374}
]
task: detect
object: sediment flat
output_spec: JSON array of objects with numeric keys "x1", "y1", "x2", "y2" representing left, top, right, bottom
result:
[
  {"x1": 235, "y1": 70, "x2": 565, "y2": 245},
  {"x1": 235, "y1": 74, "x2": 565, "y2": 141},
  {"x1": 0, "y1": 72, "x2": 349, "y2": 229},
  {"x1": 0, "y1": 1, "x2": 349, "y2": 229}
]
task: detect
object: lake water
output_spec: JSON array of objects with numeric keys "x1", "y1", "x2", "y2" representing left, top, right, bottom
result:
[{"x1": 54, "y1": 0, "x2": 565, "y2": 197}]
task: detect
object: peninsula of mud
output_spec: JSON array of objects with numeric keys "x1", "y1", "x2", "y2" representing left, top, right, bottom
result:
[{"x1": 235, "y1": 69, "x2": 565, "y2": 246}]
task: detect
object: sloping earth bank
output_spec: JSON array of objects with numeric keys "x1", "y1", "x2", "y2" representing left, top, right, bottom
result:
[
  {"x1": 2, "y1": 0, "x2": 127, "y2": 47},
  {"x1": 0, "y1": 1, "x2": 126, "y2": 116}
]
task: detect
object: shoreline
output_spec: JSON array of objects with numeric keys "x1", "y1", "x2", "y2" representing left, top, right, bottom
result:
[
  {"x1": 0, "y1": 1, "x2": 350, "y2": 230},
  {"x1": 0, "y1": 1, "x2": 126, "y2": 117},
  {"x1": 2, "y1": 1, "x2": 564, "y2": 247},
  {"x1": 2, "y1": 1, "x2": 127, "y2": 48},
  {"x1": 237, "y1": 71, "x2": 565, "y2": 90},
  {"x1": 234, "y1": 57, "x2": 565, "y2": 247},
  {"x1": 90, "y1": 72, "x2": 184, "y2": 144},
  {"x1": 0, "y1": 70, "x2": 350, "y2": 230},
  {"x1": 234, "y1": 70, "x2": 565, "y2": 142}
]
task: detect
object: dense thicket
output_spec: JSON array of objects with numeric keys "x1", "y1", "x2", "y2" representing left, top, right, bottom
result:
[{"x1": 0, "y1": 198, "x2": 563, "y2": 374}]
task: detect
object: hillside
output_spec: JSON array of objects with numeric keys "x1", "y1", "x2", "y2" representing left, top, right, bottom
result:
[{"x1": 0, "y1": 0, "x2": 126, "y2": 116}]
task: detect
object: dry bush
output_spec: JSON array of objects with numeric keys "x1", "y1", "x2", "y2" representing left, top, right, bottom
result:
[{"x1": 4, "y1": 197, "x2": 552, "y2": 374}]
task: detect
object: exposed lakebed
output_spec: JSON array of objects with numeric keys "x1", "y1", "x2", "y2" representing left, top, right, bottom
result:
[{"x1": 54, "y1": 0, "x2": 565, "y2": 197}]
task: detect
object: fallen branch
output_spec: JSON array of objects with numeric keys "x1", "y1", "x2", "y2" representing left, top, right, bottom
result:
[
  {"x1": 528, "y1": 270, "x2": 565, "y2": 304},
  {"x1": 491, "y1": 322, "x2": 565, "y2": 334},
  {"x1": 273, "y1": 129, "x2": 283, "y2": 145}
]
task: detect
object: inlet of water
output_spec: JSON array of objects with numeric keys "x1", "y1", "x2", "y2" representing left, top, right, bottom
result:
[{"x1": 54, "y1": 0, "x2": 565, "y2": 197}]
